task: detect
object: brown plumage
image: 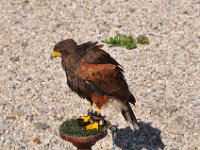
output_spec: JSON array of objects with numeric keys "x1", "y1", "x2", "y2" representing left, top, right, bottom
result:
[{"x1": 52, "y1": 39, "x2": 139, "y2": 130}]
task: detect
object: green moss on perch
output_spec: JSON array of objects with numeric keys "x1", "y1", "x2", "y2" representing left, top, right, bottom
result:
[{"x1": 59, "y1": 119, "x2": 109, "y2": 137}]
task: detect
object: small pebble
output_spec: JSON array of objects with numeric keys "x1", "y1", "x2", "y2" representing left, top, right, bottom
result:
[
  {"x1": 0, "y1": 121, "x2": 8, "y2": 131},
  {"x1": 6, "y1": 116, "x2": 16, "y2": 120},
  {"x1": 34, "y1": 122, "x2": 50, "y2": 130},
  {"x1": 33, "y1": 137, "x2": 41, "y2": 144}
]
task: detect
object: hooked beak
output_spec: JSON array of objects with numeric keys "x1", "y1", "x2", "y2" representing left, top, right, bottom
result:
[{"x1": 50, "y1": 51, "x2": 61, "y2": 59}]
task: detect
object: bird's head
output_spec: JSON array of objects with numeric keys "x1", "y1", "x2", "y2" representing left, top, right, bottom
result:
[{"x1": 50, "y1": 39, "x2": 77, "y2": 58}]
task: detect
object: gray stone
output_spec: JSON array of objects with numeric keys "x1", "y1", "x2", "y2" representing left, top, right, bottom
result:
[
  {"x1": 34, "y1": 122, "x2": 50, "y2": 130},
  {"x1": 0, "y1": 121, "x2": 8, "y2": 131},
  {"x1": 0, "y1": 100, "x2": 7, "y2": 106}
]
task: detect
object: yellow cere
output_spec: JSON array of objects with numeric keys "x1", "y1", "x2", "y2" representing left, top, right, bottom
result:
[{"x1": 51, "y1": 51, "x2": 61, "y2": 57}]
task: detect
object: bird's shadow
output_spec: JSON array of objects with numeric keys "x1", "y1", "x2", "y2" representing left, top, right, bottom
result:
[{"x1": 114, "y1": 121, "x2": 165, "y2": 150}]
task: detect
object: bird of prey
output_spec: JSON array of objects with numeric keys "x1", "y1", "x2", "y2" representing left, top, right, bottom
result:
[{"x1": 51, "y1": 39, "x2": 139, "y2": 130}]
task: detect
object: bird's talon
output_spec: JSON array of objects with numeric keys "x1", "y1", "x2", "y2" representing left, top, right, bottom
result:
[
  {"x1": 86, "y1": 122, "x2": 99, "y2": 130},
  {"x1": 80, "y1": 116, "x2": 90, "y2": 122}
]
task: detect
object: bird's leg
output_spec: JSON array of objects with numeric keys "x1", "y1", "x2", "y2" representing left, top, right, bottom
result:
[
  {"x1": 81, "y1": 103, "x2": 93, "y2": 122},
  {"x1": 85, "y1": 105, "x2": 99, "y2": 130},
  {"x1": 97, "y1": 107, "x2": 101, "y2": 116},
  {"x1": 89, "y1": 104, "x2": 93, "y2": 110},
  {"x1": 88, "y1": 103, "x2": 93, "y2": 115},
  {"x1": 85, "y1": 107, "x2": 102, "y2": 130}
]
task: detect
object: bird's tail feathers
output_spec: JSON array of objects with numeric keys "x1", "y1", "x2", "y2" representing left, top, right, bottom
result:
[
  {"x1": 128, "y1": 93, "x2": 136, "y2": 106},
  {"x1": 121, "y1": 103, "x2": 139, "y2": 130}
]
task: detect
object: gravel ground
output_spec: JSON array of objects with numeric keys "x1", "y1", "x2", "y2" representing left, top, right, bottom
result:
[{"x1": 0, "y1": 0, "x2": 200, "y2": 150}]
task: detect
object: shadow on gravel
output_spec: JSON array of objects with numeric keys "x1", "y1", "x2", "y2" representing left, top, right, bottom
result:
[{"x1": 114, "y1": 122, "x2": 165, "y2": 150}]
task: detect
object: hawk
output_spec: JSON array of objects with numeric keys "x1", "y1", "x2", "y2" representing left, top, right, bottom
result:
[{"x1": 51, "y1": 39, "x2": 139, "y2": 130}]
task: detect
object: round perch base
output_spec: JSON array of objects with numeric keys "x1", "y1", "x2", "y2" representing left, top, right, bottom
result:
[
  {"x1": 59, "y1": 119, "x2": 108, "y2": 150},
  {"x1": 60, "y1": 132, "x2": 107, "y2": 150}
]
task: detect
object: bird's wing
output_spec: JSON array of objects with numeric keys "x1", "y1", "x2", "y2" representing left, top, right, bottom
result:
[
  {"x1": 78, "y1": 48, "x2": 126, "y2": 94},
  {"x1": 77, "y1": 41, "x2": 123, "y2": 71},
  {"x1": 78, "y1": 61, "x2": 124, "y2": 94}
]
